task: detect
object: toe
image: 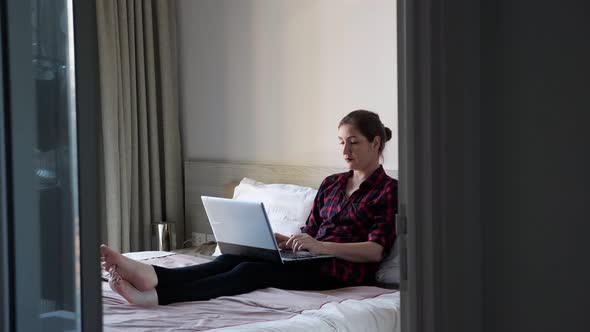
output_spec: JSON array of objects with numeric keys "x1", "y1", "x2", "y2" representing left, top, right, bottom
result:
[
  {"x1": 100, "y1": 244, "x2": 109, "y2": 257},
  {"x1": 104, "y1": 261, "x2": 114, "y2": 272}
]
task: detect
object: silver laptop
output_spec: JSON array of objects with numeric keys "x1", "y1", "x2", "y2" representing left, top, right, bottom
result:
[{"x1": 201, "y1": 196, "x2": 334, "y2": 263}]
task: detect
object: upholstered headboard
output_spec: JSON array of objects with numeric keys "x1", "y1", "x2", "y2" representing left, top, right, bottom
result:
[{"x1": 184, "y1": 160, "x2": 398, "y2": 238}]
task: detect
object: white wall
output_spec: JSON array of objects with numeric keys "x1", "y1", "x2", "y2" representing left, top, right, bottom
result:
[{"x1": 177, "y1": 0, "x2": 397, "y2": 170}]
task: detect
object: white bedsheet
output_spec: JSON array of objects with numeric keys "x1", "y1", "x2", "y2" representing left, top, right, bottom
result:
[
  {"x1": 104, "y1": 252, "x2": 401, "y2": 332},
  {"x1": 210, "y1": 292, "x2": 400, "y2": 332}
]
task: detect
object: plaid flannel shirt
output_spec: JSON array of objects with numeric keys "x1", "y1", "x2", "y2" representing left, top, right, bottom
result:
[{"x1": 301, "y1": 165, "x2": 398, "y2": 284}]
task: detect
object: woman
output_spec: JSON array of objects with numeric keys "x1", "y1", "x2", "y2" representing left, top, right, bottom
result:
[{"x1": 101, "y1": 109, "x2": 398, "y2": 306}]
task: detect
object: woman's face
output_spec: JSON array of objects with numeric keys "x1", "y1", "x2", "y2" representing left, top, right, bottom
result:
[{"x1": 338, "y1": 124, "x2": 380, "y2": 170}]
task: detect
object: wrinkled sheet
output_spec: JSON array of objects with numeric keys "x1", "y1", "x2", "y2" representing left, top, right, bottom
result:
[{"x1": 103, "y1": 252, "x2": 400, "y2": 332}]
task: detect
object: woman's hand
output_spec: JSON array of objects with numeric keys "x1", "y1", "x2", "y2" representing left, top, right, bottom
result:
[
  {"x1": 274, "y1": 233, "x2": 292, "y2": 250},
  {"x1": 285, "y1": 233, "x2": 326, "y2": 255},
  {"x1": 279, "y1": 233, "x2": 384, "y2": 262}
]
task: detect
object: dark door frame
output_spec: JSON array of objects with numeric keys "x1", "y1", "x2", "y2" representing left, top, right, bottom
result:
[
  {"x1": 73, "y1": 0, "x2": 103, "y2": 330},
  {"x1": 398, "y1": 0, "x2": 483, "y2": 331}
]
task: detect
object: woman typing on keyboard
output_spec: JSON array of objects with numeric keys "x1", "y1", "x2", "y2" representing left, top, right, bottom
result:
[{"x1": 101, "y1": 110, "x2": 398, "y2": 306}]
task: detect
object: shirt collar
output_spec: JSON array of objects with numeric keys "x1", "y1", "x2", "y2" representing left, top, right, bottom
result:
[{"x1": 360, "y1": 165, "x2": 385, "y2": 190}]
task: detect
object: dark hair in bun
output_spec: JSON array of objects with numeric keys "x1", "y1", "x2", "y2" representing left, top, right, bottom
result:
[
  {"x1": 384, "y1": 127, "x2": 392, "y2": 141},
  {"x1": 338, "y1": 109, "x2": 391, "y2": 154}
]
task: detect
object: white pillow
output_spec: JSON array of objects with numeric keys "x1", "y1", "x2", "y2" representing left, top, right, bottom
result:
[
  {"x1": 375, "y1": 240, "x2": 400, "y2": 284},
  {"x1": 212, "y1": 177, "x2": 317, "y2": 256}
]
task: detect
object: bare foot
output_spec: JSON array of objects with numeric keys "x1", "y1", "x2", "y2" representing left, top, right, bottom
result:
[
  {"x1": 100, "y1": 244, "x2": 158, "y2": 291},
  {"x1": 109, "y1": 273, "x2": 158, "y2": 307}
]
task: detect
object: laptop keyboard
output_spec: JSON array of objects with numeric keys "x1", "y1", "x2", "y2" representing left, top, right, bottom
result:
[{"x1": 279, "y1": 250, "x2": 318, "y2": 259}]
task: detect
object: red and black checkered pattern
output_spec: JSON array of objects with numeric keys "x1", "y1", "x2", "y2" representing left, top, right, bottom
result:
[{"x1": 301, "y1": 165, "x2": 398, "y2": 285}]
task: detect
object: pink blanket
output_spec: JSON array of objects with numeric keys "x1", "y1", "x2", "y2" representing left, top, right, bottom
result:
[{"x1": 103, "y1": 253, "x2": 396, "y2": 331}]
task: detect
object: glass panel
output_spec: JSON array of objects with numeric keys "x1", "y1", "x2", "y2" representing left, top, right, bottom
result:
[{"x1": 31, "y1": 0, "x2": 80, "y2": 330}]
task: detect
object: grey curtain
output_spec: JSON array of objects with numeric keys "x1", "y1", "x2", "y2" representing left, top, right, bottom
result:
[{"x1": 96, "y1": 0, "x2": 184, "y2": 252}]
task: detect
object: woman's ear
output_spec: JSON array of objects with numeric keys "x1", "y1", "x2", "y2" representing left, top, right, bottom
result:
[{"x1": 372, "y1": 136, "x2": 381, "y2": 150}]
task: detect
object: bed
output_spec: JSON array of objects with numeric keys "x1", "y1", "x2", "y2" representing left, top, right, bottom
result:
[{"x1": 102, "y1": 161, "x2": 401, "y2": 331}]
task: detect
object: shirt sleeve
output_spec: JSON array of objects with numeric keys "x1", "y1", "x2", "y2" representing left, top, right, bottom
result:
[
  {"x1": 300, "y1": 177, "x2": 329, "y2": 237},
  {"x1": 367, "y1": 180, "x2": 398, "y2": 253}
]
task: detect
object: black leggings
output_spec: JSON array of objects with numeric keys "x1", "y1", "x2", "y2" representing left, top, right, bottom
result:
[{"x1": 153, "y1": 254, "x2": 344, "y2": 305}]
